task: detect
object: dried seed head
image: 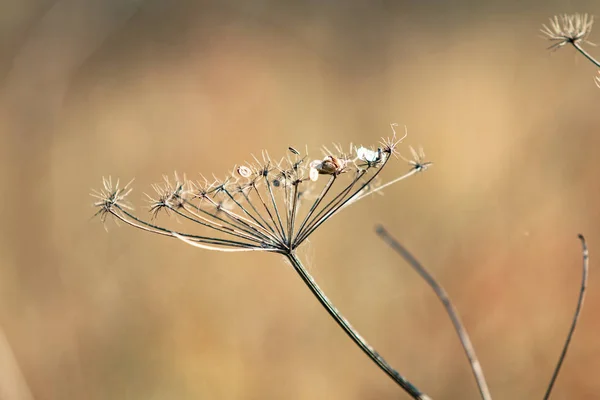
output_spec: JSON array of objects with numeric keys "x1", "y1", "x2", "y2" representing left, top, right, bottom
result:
[
  {"x1": 146, "y1": 186, "x2": 171, "y2": 219},
  {"x1": 541, "y1": 14, "x2": 595, "y2": 50},
  {"x1": 90, "y1": 176, "x2": 134, "y2": 223},
  {"x1": 92, "y1": 125, "x2": 430, "y2": 252},
  {"x1": 190, "y1": 177, "x2": 212, "y2": 200},
  {"x1": 380, "y1": 123, "x2": 407, "y2": 156},
  {"x1": 404, "y1": 146, "x2": 432, "y2": 172},
  {"x1": 309, "y1": 155, "x2": 347, "y2": 178},
  {"x1": 210, "y1": 177, "x2": 234, "y2": 196},
  {"x1": 145, "y1": 174, "x2": 190, "y2": 218}
]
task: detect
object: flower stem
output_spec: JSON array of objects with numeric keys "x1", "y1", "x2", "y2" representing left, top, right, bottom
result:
[
  {"x1": 542, "y1": 234, "x2": 589, "y2": 400},
  {"x1": 285, "y1": 252, "x2": 430, "y2": 399},
  {"x1": 375, "y1": 225, "x2": 492, "y2": 400},
  {"x1": 573, "y1": 42, "x2": 600, "y2": 68}
]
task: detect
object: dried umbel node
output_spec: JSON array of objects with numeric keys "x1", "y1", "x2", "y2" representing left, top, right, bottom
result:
[
  {"x1": 540, "y1": 13, "x2": 595, "y2": 50},
  {"x1": 540, "y1": 14, "x2": 600, "y2": 86},
  {"x1": 92, "y1": 128, "x2": 430, "y2": 253},
  {"x1": 91, "y1": 176, "x2": 134, "y2": 225}
]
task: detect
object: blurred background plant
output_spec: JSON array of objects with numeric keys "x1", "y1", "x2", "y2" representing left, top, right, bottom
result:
[
  {"x1": 540, "y1": 13, "x2": 600, "y2": 86},
  {"x1": 1, "y1": 1, "x2": 599, "y2": 399}
]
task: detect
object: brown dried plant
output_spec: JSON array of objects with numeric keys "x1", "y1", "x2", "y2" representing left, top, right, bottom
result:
[
  {"x1": 93, "y1": 117, "x2": 589, "y2": 400},
  {"x1": 541, "y1": 13, "x2": 600, "y2": 86},
  {"x1": 92, "y1": 125, "x2": 434, "y2": 399},
  {"x1": 375, "y1": 228, "x2": 588, "y2": 400}
]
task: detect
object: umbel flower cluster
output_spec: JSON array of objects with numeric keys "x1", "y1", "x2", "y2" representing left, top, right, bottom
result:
[
  {"x1": 92, "y1": 125, "x2": 433, "y2": 400},
  {"x1": 92, "y1": 126, "x2": 430, "y2": 255}
]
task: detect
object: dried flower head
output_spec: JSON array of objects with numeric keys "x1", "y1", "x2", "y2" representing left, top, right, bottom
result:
[
  {"x1": 90, "y1": 176, "x2": 134, "y2": 224},
  {"x1": 309, "y1": 155, "x2": 347, "y2": 177},
  {"x1": 92, "y1": 127, "x2": 430, "y2": 253},
  {"x1": 404, "y1": 146, "x2": 433, "y2": 172},
  {"x1": 91, "y1": 128, "x2": 434, "y2": 396},
  {"x1": 541, "y1": 14, "x2": 595, "y2": 50},
  {"x1": 380, "y1": 123, "x2": 407, "y2": 157},
  {"x1": 145, "y1": 174, "x2": 189, "y2": 219}
]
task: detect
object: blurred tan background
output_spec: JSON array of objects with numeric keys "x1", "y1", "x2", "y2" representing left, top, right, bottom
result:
[{"x1": 1, "y1": 1, "x2": 600, "y2": 399}]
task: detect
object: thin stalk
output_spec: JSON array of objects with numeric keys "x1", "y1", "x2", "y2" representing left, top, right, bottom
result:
[
  {"x1": 223, "y1": 189, "x2": 272, "y2": 232},
  {"x1": 174, "y1": 206, "x2": 271, "y2": 246},
  {"x1": 114, "y1": 206, "x2": 262, "y2": 249},
  {"x1": 542, "y1": 234, "x2": 589, "y2": 400},
  {"x1": 172, "y1": 233, "x2": 278, "y2": 253},
  {"x1": 297, "y1": 168, "x2": 420, "y2": 248},
  {"x1": 293, "y1": 175, "x2": 336, "y2": 241},
  {"x1": 264, "y1": 174, "x2": 288, "y2": 245},
  {"x1": 288, "y1": 181, "x2": 299, "y2": 246},
  {"x1": 285, "y1": 252, "x2": 430, "y2": 400},
  {"x1": 283, "y1": 171, "x2": 291, "y2": 230},
  {"x1": 295, "y1": 169, "x2": 367, "y2": 245},
  {"x1": 203, "y1": 195, "x2": 276, "y2": 244},
  {"x1": 239, "y1": 187, "x2": 279, "y2": 237},
  {"x1": 185, "y1": 197, "x2": 267, "y2": 241},
  {"x1": 375, "y1": 225, "x2": 492, "y2": 400},
  {"x1": 295, "y1": 163, "x2": 388, "y2": 247},
  {"x1": 180, "y1": 203, "x2": 265, "y2": 243},
  {"x1": 222, "y1": 189, "x2": 282, "y2": 245},
  {"x1": 573, "y1": 42, "x2": 600, "y2": 68},
  {"x1": 250, "y1": 183, "x2": 287, "y2": 243},
  {"x1": 343, "y1": 168, "x2": 419, "y2": 209}
]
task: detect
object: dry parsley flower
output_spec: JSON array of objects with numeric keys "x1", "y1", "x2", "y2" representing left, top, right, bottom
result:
[
  {"x1": 91, "y1": 128, "x2": 429, "y2": 253},
  {"x1": 91, "y1": 127, "x2": 433, "y2": 399},
  {"x1": 90, "y1": 176, "x2": 134, "y2": 226},
  {"x1": 404, "y1": 146, "x2": 432, "y2": 172},
  {"x1": 541, "y1": 13, "x2": 595, "y2": 50}
]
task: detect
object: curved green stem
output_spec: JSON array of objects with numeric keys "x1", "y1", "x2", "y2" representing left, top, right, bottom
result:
[
  {"x1": 285, "y1": 252, "x2": 430, "y2": 400},
  {"x1": 573, "y1": 42, "x2": 600, "y2": 68}
]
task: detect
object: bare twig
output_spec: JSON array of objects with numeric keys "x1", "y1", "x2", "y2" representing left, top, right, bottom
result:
[
  {"x1": 542, "y1": 234, "x2": 589, "y2": 400},
  {"x1": 375, "y1": 225, "x2": 492, "y2": 400}
]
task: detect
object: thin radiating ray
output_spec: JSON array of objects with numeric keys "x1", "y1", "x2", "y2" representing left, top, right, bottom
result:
[{"x1": 92, "y1": 128, "x2": 429, "y2": 253}]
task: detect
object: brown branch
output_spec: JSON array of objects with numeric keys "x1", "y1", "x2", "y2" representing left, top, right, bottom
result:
[
  {"x1": 542, "y1": 234, "x2": 589, "y2": 400},
  {"x1": 375, "y1": 225, "x2": 492, "y2": 400}
]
